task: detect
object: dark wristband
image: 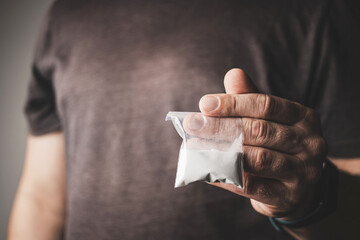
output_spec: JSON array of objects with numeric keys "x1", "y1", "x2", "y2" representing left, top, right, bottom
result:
[{"x1": 269, "y1": 159, "x2": 339, "y2": 233}]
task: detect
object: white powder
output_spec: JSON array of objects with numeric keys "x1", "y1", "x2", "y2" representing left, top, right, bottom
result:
[{"x1": 175, "y1": 149, "x2": 243, "y2": 188}]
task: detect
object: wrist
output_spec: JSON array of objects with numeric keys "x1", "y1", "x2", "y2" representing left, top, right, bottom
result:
[{"x1": 269, "y1": 159, "x2": 339, "y2": 232}]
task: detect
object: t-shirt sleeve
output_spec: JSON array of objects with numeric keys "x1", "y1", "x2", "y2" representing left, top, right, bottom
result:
[
  {"x1": 24, "y1": 3, "x2": 62, "y2": 135},
  {"x1": 312, "y1": 0, "x2": 360, "y2": 158}
]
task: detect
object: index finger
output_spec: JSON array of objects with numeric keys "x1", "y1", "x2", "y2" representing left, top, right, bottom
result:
[{"x1": 199, "y1": 93, "x2": 305, "y2": 125}]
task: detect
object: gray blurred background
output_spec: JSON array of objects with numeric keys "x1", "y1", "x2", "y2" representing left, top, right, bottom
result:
[{"x1": 0, "y1": 1, "x2": 52, "y2": 239}]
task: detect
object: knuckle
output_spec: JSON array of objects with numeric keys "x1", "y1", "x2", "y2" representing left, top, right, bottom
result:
[
  {"x1": 293, "y1": 132, "x2": 303, "y2": 147},
  {"x1": 232, "y1": 95, "x2": 238, "y2": 115},
  {"x1": 225, "y1": 95, "x2": 240, "y2": 116},
  {"x1": 277, "y1": 127, "x2": 295, "y2": 143},
  {"x1": 259, "y1": 94, "x2": 275, "y2": 117},
  {"x1": 287, "y1": 131, "x2": 303, "y2": 151},
  {"x1": 307, "y1": 136, "x2": 328, "y2": 158},
  {"x1": 272, "y1": 126, "x2": 302, "y2": 153},
  {"x1": 303, "y1": 108, "x2": 322, "y2": 130},
  {"x1": 308, "y1": 108, "x2": 318, "y2": 118},
  {"x1": 254, "y1": 148, "x2": 269, "y2": 172},
  {"x1": 307, "y1": 108, "x2": 320, "y2": 122},
  {"x1": 251, "y1": 119, "x2": 270, "y2": 141}
]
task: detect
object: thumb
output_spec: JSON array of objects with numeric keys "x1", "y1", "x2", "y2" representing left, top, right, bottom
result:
[{"x1": 224, "y1": 68, "x2": 259, "y2": 94}]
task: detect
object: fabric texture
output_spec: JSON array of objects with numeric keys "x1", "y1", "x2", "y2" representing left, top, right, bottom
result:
[{"x1": 24, "y1": 0, "x2": 360, "y2": 239}]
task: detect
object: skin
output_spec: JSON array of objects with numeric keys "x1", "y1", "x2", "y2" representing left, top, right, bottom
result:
[
  {"x1": 183, "y1": 68, "x2": 360, "y2": 239},
  {"x1": 184, "y1": 68, "x2": 326, "y2": 220},
  {"x1": 7, "y1": 132, "x2": 65, "y2": 240},
  {"x1": 8, "y1": 69, "x2": 360, "y2": 239}
]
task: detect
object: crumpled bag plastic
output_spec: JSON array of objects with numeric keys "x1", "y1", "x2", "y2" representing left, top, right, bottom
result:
[{"x1": 166, "y1": 111, "x2": 244, "y2": 188}]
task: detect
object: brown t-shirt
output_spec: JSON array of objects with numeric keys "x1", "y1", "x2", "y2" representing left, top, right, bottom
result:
[{"x1": 25, "y1": 0, "x2": 360, "y2": 239}]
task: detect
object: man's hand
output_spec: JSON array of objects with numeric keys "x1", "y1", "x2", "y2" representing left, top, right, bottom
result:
[{"x1": 186, "y1": 69, "x2": 327, "y2": 220}]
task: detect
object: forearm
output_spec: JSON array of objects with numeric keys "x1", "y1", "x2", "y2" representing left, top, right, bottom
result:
[
  {"x1": 284, "y1": 169, "x2": 360, "y2": 239},
  {"x1": 8, "y1": 190, "x2": 65, "y2": 240},
  {"x1": 8, "y1": 133, "x2": 66, "y2": 240}
]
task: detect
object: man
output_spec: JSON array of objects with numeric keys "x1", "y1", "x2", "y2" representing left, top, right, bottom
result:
[{"x1": 8, "y1": 0, "x2": 360, "y2": 239}]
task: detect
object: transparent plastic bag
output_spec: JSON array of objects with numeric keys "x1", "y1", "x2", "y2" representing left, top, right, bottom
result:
[{"x1": 165, "y1": 111, "x2": 244, "y2": 188}]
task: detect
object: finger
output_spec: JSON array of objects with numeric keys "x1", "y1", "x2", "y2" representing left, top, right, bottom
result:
[
  {"x1": 199, "y1": 93, "x2": 305, "y2": 125},
  {"x1": 224, "y1": 68, "x2": 259, "y2": 94},
  {"x1": 209, "y1": 174, "x2": 286, "y2": 206},
  {"x1": 183, "y1": 114, "x2": 301, "y2": 153},
  {"x1": 183, "y1": 113, "x2": 242, "y2": 142},
  {"x1": 242, "y1": 118, "x2": 302, "y2": 154},
  {"x1": 250, "y1": 199, "x2": 289, "y2": 218},
  {"x1": 243, "y1": 146, "x2": 299, "y2": 181}
]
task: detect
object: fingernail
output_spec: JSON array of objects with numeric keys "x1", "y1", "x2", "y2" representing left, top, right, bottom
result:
[
  {"x1": 200, "y1": 96, "x2": 220, "y2": 112},
  {"x1": 188, "y1": 114, "x2": 205, "y2": 131}
]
